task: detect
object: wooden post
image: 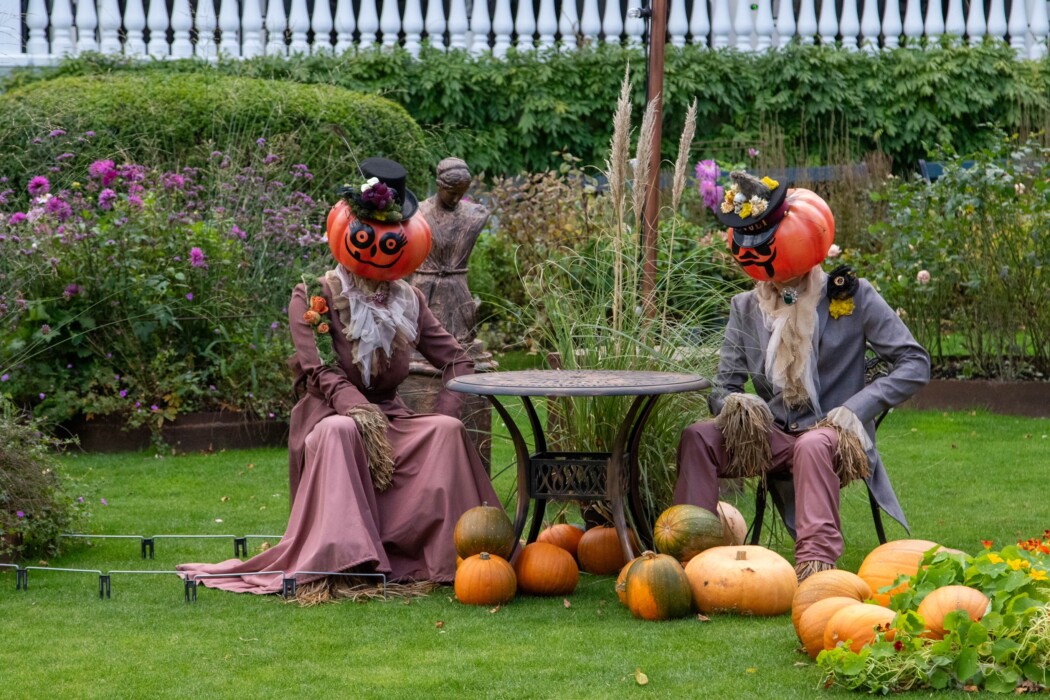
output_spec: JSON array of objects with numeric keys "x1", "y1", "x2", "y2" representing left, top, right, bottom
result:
[{"x1": 641, "y1": 0, "x2": 668, "y2": 313}]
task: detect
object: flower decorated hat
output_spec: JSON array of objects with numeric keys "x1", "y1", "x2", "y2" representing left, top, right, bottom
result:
[
  {"x1": 716, "y1": 170, "x2": 835, "y2": 283},
  {"x1": 327, "y1": 157, "x2": 432, "y2": 282}
]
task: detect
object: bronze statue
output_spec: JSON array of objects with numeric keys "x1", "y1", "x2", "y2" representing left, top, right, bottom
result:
[{"x1": 410, "y1": 157, "x2": 490, "y2": 346}]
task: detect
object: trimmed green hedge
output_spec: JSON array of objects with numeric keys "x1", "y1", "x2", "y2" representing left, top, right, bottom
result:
[
  {"x1": 3, "y1": 41, "x2": 1047, "y2": 176},
  {"x1": 0, "y1": 73, "x2": 431, "y2": 198}
]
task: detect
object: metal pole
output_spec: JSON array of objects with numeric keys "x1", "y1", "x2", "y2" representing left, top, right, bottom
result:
[{"x1": 641, "y1": 0, "x2": 668, "y2": 314}]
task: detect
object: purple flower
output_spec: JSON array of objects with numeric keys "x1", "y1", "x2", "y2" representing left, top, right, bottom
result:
[
  {"x1": 270, "y1": 321, "x2": 279, "y2": 330},
  {"x1": 89, "y1": 159, "x2": 118, "y2": 186},
  {"x1": 189, "y1": 247, "x2": 207, "y2": 268},
  {"x1": 100, "y1": 498, "x2": 108, "y2": 506},
  {"x1": 63, "y1": 283, "x2": 81, "y2": 298},
  {"x1": 16, "y1": 511, "x2": 25, "y2": 518},
  {"x1": 163, "y1": 173, "x2": 186, "y2": 190},
  {"x1": 41, "y1": 323, "x2": 51, "y2": 336},
  {"x1": 98, "y1": 188, "x2": 117, "y2": 210},
  {"x1": 256, "y1": 137, "x2": 266, "y2": 147},
  {"x1": 49, "y1": 129, "x2": 66, "y2": 137},
  {"x1": 186, "y1": 292, "x2": 194, "y2": 301},
  {"x1": 28, "y1": 176, "x2": 50, "y2": 197},
  {"x1": 699, "y1": 179, "x2": 725, "y2": 212},
  {"x1": 77, "y1": 496, "x2": 84, "y2": 503},
  {"x1": 150, "y1": 404, "x2": 159, "y2": 412},
  {"x1": 748, "y1": 147, "x2": 760, "y2": 158},
  {"x1": 694, "y1": 159, "x2": 720, "y2": 184},
  {"x1": 119, "y1": 389, "x2": 127, "y2": 398},
  {"x1": 231, "y1": 225, "x2": 246, "y2": 240},
  {"x1": 362, "y1": 182, "x2": 395, "y2": 210},
  {"x1": 56, "y1": 152, "x2": 75, "y2": 161},
  {"x1": 263, "y1": 153, "x2": 280, "y2": 165},
  {"x1": 38, "y1": 393, "x2": 46, "y2": 400},
  {"x1": 0, "y1": 374, "x2": 8, "y2": 382},
  {"x1": 45, "y1": 196, "x2": 73, "y2": 222},
  {"x1": 84, "y1": 131, "x2": 95, "y2": 137},
  {"x1": 8, "y1": 212, "x2": 26, "y2": 225},
  {"x1": 128, "y1": 195, "x2": 143, "y2": 209}
]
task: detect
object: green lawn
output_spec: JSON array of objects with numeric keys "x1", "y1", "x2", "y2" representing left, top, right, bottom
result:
[{"x1": 2, "y1": 408, "x2": 1048, "y2": 697}]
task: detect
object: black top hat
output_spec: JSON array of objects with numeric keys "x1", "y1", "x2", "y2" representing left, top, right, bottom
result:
[
  {"x1": 337, "y1": 157, "x2": 419, "y2": 223},
  {"x1": 714, "y1": 171, "x2": 789, "y2": 248}
]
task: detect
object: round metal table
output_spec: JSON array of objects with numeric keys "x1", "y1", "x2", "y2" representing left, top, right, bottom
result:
[{"x1": 447, "y1": 369, "x2": 710, "y2": 562}]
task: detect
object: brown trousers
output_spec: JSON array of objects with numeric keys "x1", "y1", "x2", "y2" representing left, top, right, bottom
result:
[{"x1": 674, "y1": 421, "x2": 842, "y2": 565}]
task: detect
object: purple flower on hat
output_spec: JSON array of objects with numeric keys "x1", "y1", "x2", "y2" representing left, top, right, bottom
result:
[
  {"x1": 28, "y1": 176, "x2": 50, "y2": 197},
  {"x1": 362, "y1": 181, "x2": 395, "y2": 210}
]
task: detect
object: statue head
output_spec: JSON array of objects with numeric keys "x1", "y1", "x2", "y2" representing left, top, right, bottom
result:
[{"x1": 435, "y1": 157, "x2": 472, "y2": 210}]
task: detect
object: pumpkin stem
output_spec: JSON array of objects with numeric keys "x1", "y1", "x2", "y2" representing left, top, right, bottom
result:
[
  {"x1": 479, "y1": 552, "x2": 490, "y2": 560},
  {"x1": 736, "y1": 550, "x2": 748, "y2": 561}
]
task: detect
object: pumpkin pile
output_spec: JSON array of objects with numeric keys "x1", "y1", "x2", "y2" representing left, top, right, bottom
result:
[{"x1": 452, "y1": 504, "x2": 517, "y2": 605}]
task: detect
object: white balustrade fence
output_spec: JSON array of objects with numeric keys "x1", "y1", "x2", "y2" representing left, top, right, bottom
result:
[{"x1": 0, "y1": 0, "x2": 1047, "y2": 67}]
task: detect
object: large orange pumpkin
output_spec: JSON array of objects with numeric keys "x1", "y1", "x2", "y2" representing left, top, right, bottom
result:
[
  {"x1": 729, "y1": 188, "x2": 835, "y2": 283},
  {"x1": 453, "y1": 504, "x2": 516, "y2": 560},
  {"x1": 577, "y1": 526, "x2": 638, "y2": 575},
  {"x1": 857, "y1": 539, "x2": 942, "y2": 606},
  {"x1": 623, "y1": 551, "x2": 694, "y2": 621},
  {"x1": 823, "y1": 603, "x2": 896, "y2": 653},
  {"x1": 454, "y1": 552, "x2": 517, "y2": 606},
  {"x1": 916, "y1": 585, "x2": 990, "y2": 639},
  {"x1": 798, "y1": 596, "x2": 866, "y2": 660},
  {"x1": 537, "y1": 523, "x2": 585, "y2": 560},
  {"x1": 717, "y1": 501, "x2": 748, "y2": 546},
  {"x1": 653, "y1": 504, "x2": 724, "y2": 563},
  {"x1": 326, "y1": 199, "x2": 432, "y2": 282},
  {"x1": 791, "y1": 569, "x2": 873, "y2": 638},
  {"x1": 513, "y1": 542, "x2": 579, "y2": 596},
  {"x1": 684, "y1": 545, "x2": 797, "y2": 616}
]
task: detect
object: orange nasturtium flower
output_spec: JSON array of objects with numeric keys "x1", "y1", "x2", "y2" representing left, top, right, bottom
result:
[
  {"x1": 982, "y1": 540, "x2": 994, "y2": 549},
  {"x1": 310, "y1": 296, "x2": 329, "y2": 314}
]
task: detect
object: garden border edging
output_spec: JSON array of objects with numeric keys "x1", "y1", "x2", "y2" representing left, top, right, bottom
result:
[{"x1": 905, "y1": 379, "x2": 1049, "y2": 418}]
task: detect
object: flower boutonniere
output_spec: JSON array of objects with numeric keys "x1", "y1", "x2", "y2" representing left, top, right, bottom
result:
[
  {"x1": 827, "y1": 264, "x2": 859, "y2": 320},
  {"x1": 302, "y1": 275, "x2": 336, "y2": 365}
]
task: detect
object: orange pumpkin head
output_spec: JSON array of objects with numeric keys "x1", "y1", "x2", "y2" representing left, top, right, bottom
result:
[
  {"x1": 718, "y1": 173, "x2": 835, "y2": 283},
  {"x1": 327, "y1": 157, "x2": 432, "y2": 282}
]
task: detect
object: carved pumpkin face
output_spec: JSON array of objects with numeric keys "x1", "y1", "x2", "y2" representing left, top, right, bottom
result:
[
  {"x1": 326, "y1": 199, "x2": 432, "y2": 282},
  {"x1": 729, "y1": 188, "x2": 835, "y2": 283}
]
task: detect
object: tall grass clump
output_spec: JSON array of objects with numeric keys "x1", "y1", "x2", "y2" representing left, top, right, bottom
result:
[{"x1": 518, "y1": 72, "x2": 745, "y2": 517}]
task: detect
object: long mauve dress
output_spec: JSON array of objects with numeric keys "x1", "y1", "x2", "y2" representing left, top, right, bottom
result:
[{"x1": 177, "y1": 276, "x2": 501, "y2": 593}]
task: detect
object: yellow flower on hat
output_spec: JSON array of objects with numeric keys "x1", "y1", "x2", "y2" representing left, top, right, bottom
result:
[
  {"x1": 761, "y1": 176, "x2": 779, "y2": 190},
  {"x1": 739, "y1": 202, "x2": 753, "y2": 218}
]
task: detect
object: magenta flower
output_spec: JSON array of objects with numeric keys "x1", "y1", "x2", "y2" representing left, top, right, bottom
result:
[
  {"x1": 0, "y1": 374, "x2": 9, "y2": 382},
  {"x1": 186, "y1": 292, "x2": 194, "y2": 301},
  {"x1": 89, "y1": 159, "x2": 118, "y2": 186},
  {"x1": 748, "y1": 147, "x2": 760, "y2": 158},
  {"x1": 38, "y1": 393, "x2": 45, "y2": 400},
  {"x1": 189, "y1": 247, "x2": 208, "y2": 268},
  {"x1": 28, "y1": 176, "x2": 50, "y2": 197},
  {"x1": 41, "y1": 323, "x2": 51, "y2": 335},
  {"x1": 694, "y1": 159, "x2": 720, "y2": 184},
  {"x1": 77, "y1": 496, "x2": 85, "y2": 503},
  {"x1": 49, "y1": 129, "x2": 66, "y2": 137},
  {"x1": 128, "y1": 195, "x2": 144, "y2": 209},
  {"x1": 119, "y1": 389, "x2": 127, "y2": 398},
  {"x1": 163, "y1": 173, "x2": 186, "y2": 190},
  {"x1": 362, "y1": 181, "x2": 395, "y2": 210},
  {"x1": 16, "y1": 511, "x2": 25, "y2": 518},
  {"x1": 231, "y1": 225, "x2": 246, "y2": 240},
  {"x1": 98, "y1": 188, "x2": 117, "y2": 210},
  {"x1": 45, "y1": 196, "x2": 73, "y2": 222},
  {"x1": 8, "y1": 212, "x2": 26, "y2": 225},
  {"x1": 699, "y1": 179, "x2": 725, "y2": 212},
  {"x1": 100, "y1": 498, "x2": 108, "y2": 506},
  {"x1": 63, "y1": 283, "x2": 81, "y2": 298}
]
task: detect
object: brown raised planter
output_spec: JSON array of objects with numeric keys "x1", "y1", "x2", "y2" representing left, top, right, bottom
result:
[
  {"x1": 65, "y1": 412, "x2": 288, "y2": 453},
  {"x1": 906, "y1": 379, "x2": 1049, "y2": 418}
]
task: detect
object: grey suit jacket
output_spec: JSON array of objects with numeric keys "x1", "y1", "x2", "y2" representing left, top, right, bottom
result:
[{"x1": 708, "y1": 278, "x2": 931, "y2": 531}]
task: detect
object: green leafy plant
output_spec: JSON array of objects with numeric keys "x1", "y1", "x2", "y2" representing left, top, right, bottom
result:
[{"x1": 818, "y1": 536, "x2": 1050, "y2": 692}]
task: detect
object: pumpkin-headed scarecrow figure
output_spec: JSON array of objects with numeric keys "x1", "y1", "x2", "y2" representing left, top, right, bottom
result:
[
  {"x1": 674, "y1": 170, "x2": 931, "y2": 582},
  {"x1": 178, "y1": 157, "x2": 504, "y2": 601}
]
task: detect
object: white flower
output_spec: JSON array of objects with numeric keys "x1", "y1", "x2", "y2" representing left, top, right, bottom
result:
[
  {"x1": 916, "y1": 270, "x2": 931, "y2": 285},
  {"x1": 361, "y1": 176, "x2": 380, "y2": 193},
  {"x1": 749, "y1": 196, "x2": 768, "y2": 216},
  {"x1": 827, "y1": 244, "x2": 841, "y2": 258},
  {"x1": 1015, "y1": 182, "x2": 1026, "y2": 195}
]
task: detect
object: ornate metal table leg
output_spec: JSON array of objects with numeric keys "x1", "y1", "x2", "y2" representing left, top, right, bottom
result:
[
  {"x1": 626, "y1": 395, "x2": 660, "y2": 551},
  {"x1": 607, "y1": 395, "x2": 651, "y2": 563}
]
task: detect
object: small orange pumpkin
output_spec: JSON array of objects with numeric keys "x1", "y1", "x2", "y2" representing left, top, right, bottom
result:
[
  {"x1": 454, "y1": 552, "x2": 516, "y2": 606},
  {"x1": 824, "y1": 602, "x2": 896, "y2": 653},
  {"x1": 798, "y1": 596, "x2": 866, "y2": 660},
  {"x1": 513, "y1": 542, "x2": 579, "y2": 597},
  {"x1": 623, "y1": 551, "x2": 694, "y2": 621},
  {"x1": 916, "y1": 585, "x2": 990, "y2": 639},
  {"x1": 857, "y1": 539, "x2": 942, "y2": 606},
  {"x1": 684, "y1": 545, "x2": 797, "y2": 616},
  {"x1": 537, "y1": 523, "x2": 585, "y2": 559},
  {"x1": 717, "y1": 501, "x2": 748, "y2": 546},
  {"x1": 791, "y1": 569, "x2": 873, "y2": 638},
  {"x1": 453, "y1": 504, "x2": 516, "y2": 560},
  {"x1": 576, "y1": 526, "x2": 637, "y2": 575},
  {"x1": 653, "y1": 504, "x2": 724, "y2": 564}
]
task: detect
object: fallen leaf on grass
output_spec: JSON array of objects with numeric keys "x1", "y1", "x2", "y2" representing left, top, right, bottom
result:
[
  {"x1": 239, "y1": 637, "x2": 258, "y2": 642},
  {"x1": 634, "y1": 668, "x2": 649, "y2": 686},
  {"x1": 489, "y1": 605, "x2": 501, "y2": 614},
  {"x1": 696, "y1": 614, "x2": 710, "y2": 622},
  {"x1": 563, "y1": 599, "x2": 571, "y2": 608},
  {"x1": 435, "y1": 621, "x2": 445, "y2": 629},
  {"x1": 220, "y1": 496, "x2": 229, "y2": 502},
  {"x1": 746, "y1": 668, "x2": 757, "y2": 673},
  {"x1": 247, "y1": 463, "x2": 255, "y2": 469},
  {"x1": 258, "y1": 542, "x2": 270, "y2": 552}
]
